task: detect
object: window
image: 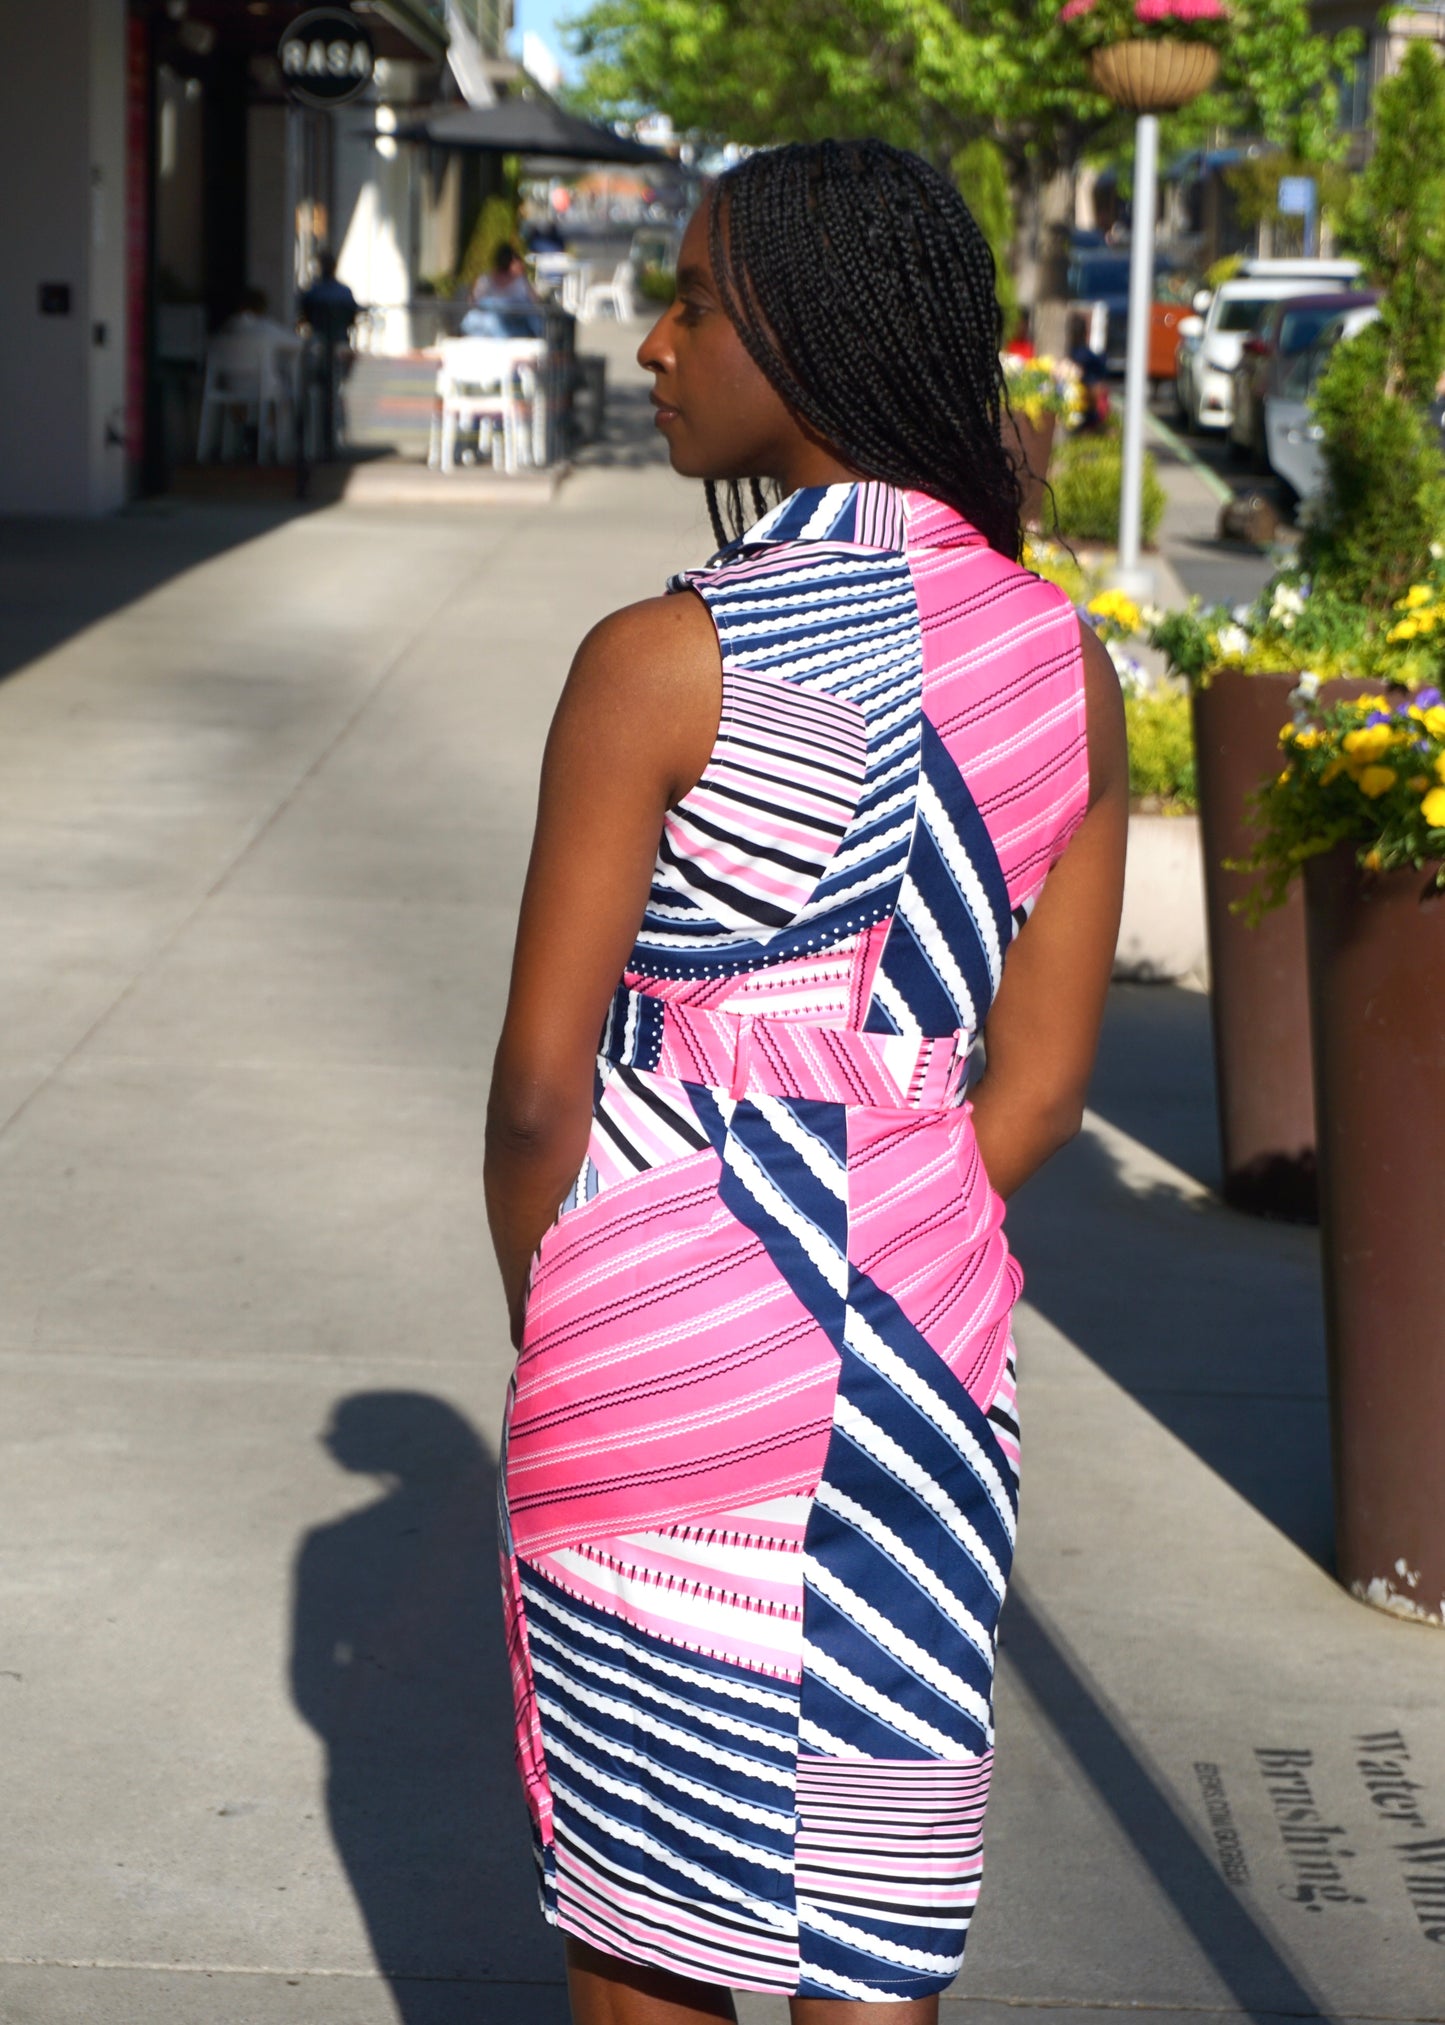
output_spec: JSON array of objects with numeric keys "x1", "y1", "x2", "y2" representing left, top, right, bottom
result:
[
  {"x1": 1278, "y1": 306, "x2": 1345, "y2": 355},
  {"x1": 1216, "y1": 296, "x2": 1273, "y2": 333}
]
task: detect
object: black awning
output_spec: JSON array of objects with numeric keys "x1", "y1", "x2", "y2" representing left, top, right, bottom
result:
[{"x1": 395, "y1": 96, "x2": 666, "y2": 164}]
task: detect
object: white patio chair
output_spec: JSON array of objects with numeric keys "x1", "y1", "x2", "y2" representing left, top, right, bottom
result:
[
  {"x1": 430, "y1": 338, "x2": 544, "y2": 474},
  {"x1": 578, "y1": 259, "x2": 636, "y2": 324},
  {"x1": 196, "y1": 331, "x2": 298, "y2": 463}
]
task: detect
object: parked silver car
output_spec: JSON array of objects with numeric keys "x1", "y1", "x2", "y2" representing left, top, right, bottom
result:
[
  {"x1": 1175, "y1": 258, "x2": 1361, "y2": 432},
  {"x1": 1227, "y1": 290, "x2": 1377, "y2": 467},
  {"x1": 1263, "y1": 301, "x2": 1380, "y2": 501}
]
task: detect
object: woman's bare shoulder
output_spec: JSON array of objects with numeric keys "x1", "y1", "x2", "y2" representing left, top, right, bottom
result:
[
  {"x1": 574, "y1": 588, "x2": 718, "y2": 683},
  {"x1": 554, "y1": 589, "x2": 721, "y2": 802}
]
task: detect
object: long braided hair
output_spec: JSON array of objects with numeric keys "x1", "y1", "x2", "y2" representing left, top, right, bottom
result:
[{"x1": 703, "y1": 141, "x2": 1022, "y2": 561}]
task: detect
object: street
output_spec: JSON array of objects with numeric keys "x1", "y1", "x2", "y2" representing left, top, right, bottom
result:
[{"x1": 1, "y1": 322, "x2": 1442, "y2": 2025}]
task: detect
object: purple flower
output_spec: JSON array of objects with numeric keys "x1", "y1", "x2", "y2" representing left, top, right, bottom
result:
[
  {"x1": 1367, "y1": 711, "x2": 1391, "y2": 726},
  {"x1": 1416, "y1": 686, "x2": 1442, "y2": 709}
]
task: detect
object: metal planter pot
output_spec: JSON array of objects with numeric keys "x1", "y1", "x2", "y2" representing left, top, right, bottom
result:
[
  {"x1": 1193, "y1": 670, "x2": 1318, "y2": 1218},
  {"x1": 1304, "y1": 849, "x2": 1445, "y2": 1625},
  {"x1": 1193, "y1": 669, "x2": 1369, "y2": 1219}
]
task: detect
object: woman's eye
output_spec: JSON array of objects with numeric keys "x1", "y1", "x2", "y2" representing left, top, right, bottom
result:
[{"x1": 676, "y1": 297, "x2": 709, "y2": 326}]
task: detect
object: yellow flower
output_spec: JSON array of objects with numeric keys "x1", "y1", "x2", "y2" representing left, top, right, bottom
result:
[
  {"x1": 1322, "y1": 758, "x2": 1348, "y2": 785},
  {"x1": 1287, "y1": 725, "x2": 1323, "y2": 749},
  {"x1": 1400, "y1": 584, "x2": 1436, "y2": 609},
  {"x1": 1355, "y1": 694, "x2": 1390, "y2": 713},
  {"x1": 1424, "y1": 706, "x2": 1445, "y2": 738},
  {"x1": 1408, "y1": 774, "x2": 1431, "y2": 792},
  {"x1": 1087, "y1": 589, "x2": 1143, "y2": 634},
  {"x1": 1389, "y1": 618, "x2": 1420, "y2": 642},
  {"x1": 1357, "y1": 764, "x2": 1396, "y2": 798},
  {"x1": 1424, "y1": 786, "x2": 1445, "y2": 828},
  {"x1": 1363, "y1": 848, "x2": 1383, "y2": 872},
  {"x1": 1343, "y1": 724, "x2": 1393, "y2": 760},
  {"x1": 1437, "y1": 753, "x2": 1445, "y2": 783},
  {"x1": 1276, "y1": 768, "x2": 1292, "y2": 786}
]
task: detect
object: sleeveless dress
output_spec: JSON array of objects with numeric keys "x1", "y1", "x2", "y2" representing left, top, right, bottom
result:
[{"x1": 499, "y1": 481, "x2": 1088, "y2": 2001}]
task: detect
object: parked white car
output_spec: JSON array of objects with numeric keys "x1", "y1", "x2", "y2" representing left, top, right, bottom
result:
[
  {"x1": 1175, "y1": 258, "x2": 1360, "y2": 432},
  {"x1": 1263, "y1": 301, "x2": 1380, "y2": 501}
]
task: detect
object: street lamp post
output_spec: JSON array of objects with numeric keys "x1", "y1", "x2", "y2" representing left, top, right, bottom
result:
[
  {"x1": 1116, "y1": 109, "x2": 1159, "y2": 599},
  {"x1": 1084, "y1": 33, "x2": 1220, "y2": 598}
]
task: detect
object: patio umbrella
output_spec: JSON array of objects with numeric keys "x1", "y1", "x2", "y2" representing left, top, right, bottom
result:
[{"x1": 395, "y1": 97, "x2": 666, "y2": 165}]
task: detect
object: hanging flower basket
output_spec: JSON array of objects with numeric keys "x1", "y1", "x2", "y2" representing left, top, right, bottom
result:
[
  {"x1": 1061, "y1": 0, "x2": 1228, "y2": 108},
  {"x1": 1088, "y1": 38, "x2": 1221, "y2": 109}
]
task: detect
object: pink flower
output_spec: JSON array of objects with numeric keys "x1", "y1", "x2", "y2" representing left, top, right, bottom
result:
[
  {"x1": 1135, "y1": 0, "x2": 1227, "y2": 18},
  {"x1": 1059, "y1": 0, "x2": 1098, "y2": 18}
]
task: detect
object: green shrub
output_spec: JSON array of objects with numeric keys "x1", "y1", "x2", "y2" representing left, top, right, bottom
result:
[
  {"x1": 458, "y1": 193, "x2": 520, "y2": 295},
  {"x1": 1303, "y1": 43, "x2": 1445, "y2": 607},
  {"x1": 1022, "y1": 534, "x2": 1092, "y2": 606},
  {"x1": 953, "y1": 137, "x2": 1017, "y2": 339},
  {"x1": 637, "y1": 265, "x2": 676, "y2": 304},
  {"x1": 1125, "y1": 687, "x2": 1197, "y2": 812},
  {"x1": 1050, "y1": 435, "x2": 1166, "y2": 547}
]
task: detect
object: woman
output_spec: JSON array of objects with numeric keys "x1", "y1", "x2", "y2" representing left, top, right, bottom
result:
[
  {"x1": 463, "y1": 244, "x2": 546, "y2": 339},
  {"x1": 486, "y1": 141, "x2": 1127, "y2": 2025}
]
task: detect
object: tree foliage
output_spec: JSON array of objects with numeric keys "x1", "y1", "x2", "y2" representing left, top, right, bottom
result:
[
  {"x1": 1305, "y1": 43, "x2": 1445, "y2": 607},
  {"x1": 1337, "y1": 39, "x2": 1445, "y2": 408},
  {"x1": 568, "y1": 0, "x2": 1359, "y2": 181},
  {"x1": 953, "y1": 137, "x2": 1018, "y2": 333}
]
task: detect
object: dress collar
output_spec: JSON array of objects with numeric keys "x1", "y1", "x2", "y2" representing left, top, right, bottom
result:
[{"x1": 728, "y1": 480, "x2": 989, "y2": 555}]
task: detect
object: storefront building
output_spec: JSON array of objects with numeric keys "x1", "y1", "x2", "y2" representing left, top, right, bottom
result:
[{"x1": 0, "y1": 1, "x2": 509, "y2": 513}]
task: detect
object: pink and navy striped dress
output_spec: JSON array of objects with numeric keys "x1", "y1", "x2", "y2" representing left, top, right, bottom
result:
[{"x1": 500, "y1": 481, "x2": 1088, "y2": 2000}]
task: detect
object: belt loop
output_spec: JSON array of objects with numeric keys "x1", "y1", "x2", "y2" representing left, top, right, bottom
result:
[{"x1": 730, "y1": 1015, "x2": 756, "y2": 1101}]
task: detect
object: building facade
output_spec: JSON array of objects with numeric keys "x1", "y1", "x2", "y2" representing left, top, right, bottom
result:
[{"x1": 0, "y1": 0, "x2": 511, "y2": 514}]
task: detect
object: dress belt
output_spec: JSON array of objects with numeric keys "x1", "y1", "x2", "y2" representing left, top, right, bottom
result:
[{"x1": 600, "y1": 985, "x2": 973, "y2": 1111}]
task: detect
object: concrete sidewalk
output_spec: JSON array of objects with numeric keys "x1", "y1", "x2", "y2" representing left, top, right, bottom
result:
[{"x1": 1, "y1": 329, "x2": 1442, "y2": 2025}]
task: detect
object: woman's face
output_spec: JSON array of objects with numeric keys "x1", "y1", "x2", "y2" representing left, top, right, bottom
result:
[{"x1": 637, "y1": 203, "x2": 848, "y2": 489}]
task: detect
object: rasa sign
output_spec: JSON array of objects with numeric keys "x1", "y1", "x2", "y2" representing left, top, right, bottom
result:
[{"x1": 278, "y1": 9, "x2": 375, "y2": 109}]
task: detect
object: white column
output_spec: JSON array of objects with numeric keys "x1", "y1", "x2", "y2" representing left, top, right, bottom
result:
[
  {"x1": 0, "y1": 0, "x2": 128, "y2": 513},
  {"x1": 1114, "y1": 110, "x2": 1159, "y2": 599}
]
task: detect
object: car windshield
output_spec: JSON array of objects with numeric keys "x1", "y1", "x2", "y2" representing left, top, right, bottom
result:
[
  {"x1": 1279, "y1": 316, "x2": 1347, "y2": 398},
  {"x1": 1070, "y1": 253, "x2": 1180, "y2": 298},
  {"x1": 1216, "y1": 296, "x2": 1274, "y2": 333},
  {"x1": 1073, "y1": 255, "x2": 1130, "y2": 296},
  {"x1": 1278, "y1": 305, "x2": 1348, "y2": 354}
]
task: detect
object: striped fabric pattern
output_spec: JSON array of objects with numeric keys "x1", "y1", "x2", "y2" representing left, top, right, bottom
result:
[
  {"x1": 500, "y1": 482, "x2": 1089, "y2": 1999},
  {"x1": 660, "y1": 671, "x2": 869, "y2": 932},
  {"x1": 795, "y1": 1753, "x2": 993, "y2": 1997},
  {"x1": 635, "y1": 542, "x2": 925, "y2": 978}
]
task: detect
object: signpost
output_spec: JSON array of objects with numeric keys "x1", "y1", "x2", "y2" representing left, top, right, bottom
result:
[
  {"x1": 1277, "y1": 175, "x2": 1318, "y2": 258},
  {"x1": 278, "y1": 8, "x2": 375, "y2": 110}
]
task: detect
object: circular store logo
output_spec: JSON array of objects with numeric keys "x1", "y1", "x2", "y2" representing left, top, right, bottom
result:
[{"x1": 278, "y1": 8, "x2": 375, "y2": 109}]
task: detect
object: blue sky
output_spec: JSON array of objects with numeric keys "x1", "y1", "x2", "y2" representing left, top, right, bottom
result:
[{"x1": 513, "y1": 0, "x2": 579, "y2": 77}]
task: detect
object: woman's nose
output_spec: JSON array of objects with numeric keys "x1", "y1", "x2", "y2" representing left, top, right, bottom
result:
[{"x1": 636, "y1": 311, "x2": 673, "y2": 376}]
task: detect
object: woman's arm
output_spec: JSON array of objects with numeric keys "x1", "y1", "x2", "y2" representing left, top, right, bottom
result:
[
  {"x1": 968, "y1": 620, "x2": 1128, "y2": 1200},
  {"x1": 485, "y1": 592, "x2": 721, "y2": 1344}
]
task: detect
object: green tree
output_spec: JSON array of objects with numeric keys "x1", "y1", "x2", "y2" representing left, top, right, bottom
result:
[
  {"x1": 953, "y1": 137, "x2": 1018, "y2": 336},
  {"x1": 569, "y1": 1, "x2": 1357, "y2": 214},
  {"x1": 1304, "y1": 42, "x2": 1445, "y2": 605}
]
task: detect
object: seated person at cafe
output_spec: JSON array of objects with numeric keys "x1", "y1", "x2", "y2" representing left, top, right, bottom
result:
[
  {"x1": 223, "y1": 286, "x2": 299, "y2": 348},
  {"x1": 461, "y1": 245, "x2": 547, "y2": 339},
  {"x1": 524, "y1": 214, "x2": 568, "y2": 255}
]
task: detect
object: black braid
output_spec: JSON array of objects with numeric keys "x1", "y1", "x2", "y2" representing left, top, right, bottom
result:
[
  {"x1": 706, "y1": 474, "x2": 776, "y2": 549},
  {"x1": 705, "y1": 141, "x2": 1022, "y2": 560}
]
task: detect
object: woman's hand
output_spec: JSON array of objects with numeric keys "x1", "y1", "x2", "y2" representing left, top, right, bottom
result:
[
  {"x1": 968, "y1": 618, "x2": 1128, "y2": 1200},
  {"x1": 485, "y1": 592, "x2": 721, "y2": 1345}
]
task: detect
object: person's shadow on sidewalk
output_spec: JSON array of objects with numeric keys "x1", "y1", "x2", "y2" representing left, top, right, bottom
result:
[{"x1": 290, "y1": 1391, "x2": 565, "y2": 2021}]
